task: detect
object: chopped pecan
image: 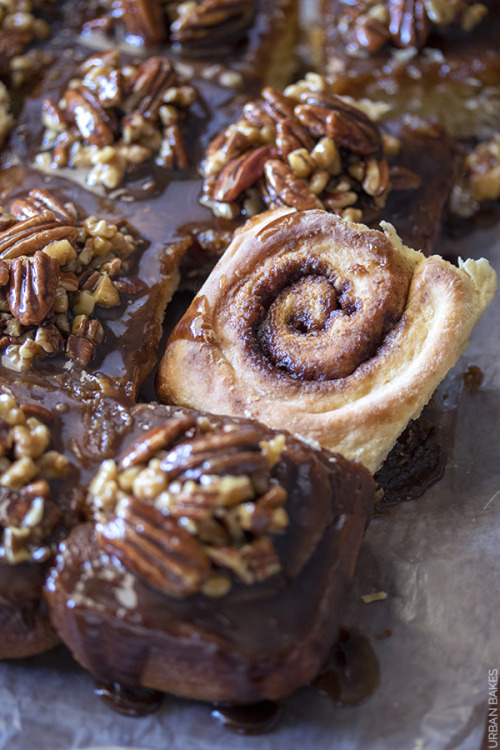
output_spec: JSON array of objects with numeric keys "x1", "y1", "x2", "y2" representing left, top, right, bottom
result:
[
  {"x1": 97, "y1": 496, "x2": 211, "y2": 597},
  {"x1": 8, "y1": 251, "x2": 59, "y2": 326}
]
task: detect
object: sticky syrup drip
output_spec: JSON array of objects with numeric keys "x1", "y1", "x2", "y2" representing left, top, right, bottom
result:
[
  {"x1": 94, "y1": 680, "x2": 163, "y2": 717},
  {"x1": 210, "y1": 701, "x2": 283, "y2": 735}
]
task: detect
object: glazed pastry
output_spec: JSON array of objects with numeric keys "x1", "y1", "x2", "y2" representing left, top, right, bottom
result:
[
  {"x1": 0, "y1": 181, "x2": 183, "y2": 398},
  {"x1": 319, "y1": 0, "x2": 500, "y2": 139},
  {"x1": 158, "y1": 208, "x2": 497, "y2": 473},
  {"x1": 0, "y1": 377, "x2": 136, "y2": 659},
  {"x1": 46, "y1": 403, "x2": 375, "y2": 703}
]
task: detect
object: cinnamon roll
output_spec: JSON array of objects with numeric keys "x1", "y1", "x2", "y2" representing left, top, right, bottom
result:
[
  {"x1": 45, "y1": 403, "x2": 375, "y2": 704},
  {"x1": 157, "y1": 208, "x2": 497, "y2": 472}
]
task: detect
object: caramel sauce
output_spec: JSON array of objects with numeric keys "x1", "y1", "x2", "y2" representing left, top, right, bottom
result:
[
  {"x1": 313, "y1": 628, "x2": 380, "y2": 707},
  {"x1": 94, "y1": 680, "x2": 163, "y2": 717},
  {"x1": 210, "y1": 701, "x2": 283, "y2": 735}
]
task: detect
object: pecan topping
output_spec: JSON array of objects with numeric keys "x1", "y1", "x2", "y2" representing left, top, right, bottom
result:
[
  {"x1": 201, "y1": 73, "x2": 392, "y2": 223},
  {"x1": 84, "y1": 0, "x2": 255, "y2": 48},
  {"x1": 8, "y1": 251, "x2": 59, "y2": 326},
  {"x1": 98, "y1": 497, "x2": 211, "y2": 597},
  {"x1": 38, "y1": 52, "x2": 197, "y2": 188},
  {"x1": 337, "y1": 0, "x2": 488, "y2": 52},
  {"x1": 0, "y1": 390, "x2": 68, "y2": 565},
  {"x1": 119, "y1": 0, "x2": 166, "y2": 44},
  {"x1": 170, "y1": 0, "x2": 256, "y2": 46},
  {"x1": 0, "y1": 190, "x2": 140, "y2": 371},
  {"x1": 0, "y1": 0, "x2": 51, "y2": 86},
  {"x1": 89, "y1": 416, "x2": 290, "y2": 597}
]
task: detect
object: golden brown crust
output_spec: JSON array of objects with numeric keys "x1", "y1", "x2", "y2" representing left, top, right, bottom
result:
[{"x1": 158, "y1": 208, "x2": 497, "y2": 472}]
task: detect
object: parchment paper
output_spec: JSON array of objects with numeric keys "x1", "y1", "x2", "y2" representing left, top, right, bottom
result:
[{"x1": 1, "y1": 2, "x2": 499, "y2": 746}]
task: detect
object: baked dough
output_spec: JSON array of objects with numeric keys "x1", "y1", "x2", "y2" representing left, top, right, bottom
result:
[{"x1": 158, "y1": 208, "x2": 497, "y2": 472}]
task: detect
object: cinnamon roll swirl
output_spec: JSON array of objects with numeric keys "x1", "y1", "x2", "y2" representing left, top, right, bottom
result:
[{"x1": 158, "y1": 208, "x2": 497, "y2": 472}]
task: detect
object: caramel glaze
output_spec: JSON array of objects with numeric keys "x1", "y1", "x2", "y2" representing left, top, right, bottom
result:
[
  {"x1": 0, "y1": 379, "x2": 133, "y2": 658},
  {"x1": 313, "y1": 627, "x2": 380, "y2": 707},
  {"x1": 210, "y1": 701, "x2": 283, "y2": 735},
  {"x1": 45, "y1": 403, "x2": 375, "y2": 706}
]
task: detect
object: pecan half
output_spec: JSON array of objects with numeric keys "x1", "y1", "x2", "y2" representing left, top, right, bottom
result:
[
  {"x1": 120, "y1": 417, "x2": 196, "y2": 469},
  {"x1": 10, "y1": 190, "x2": 76, "y2": 225},
  {"x1": 129, "y1": 56, "x2": 177, "y2": 121},
  {"x1": 0, "y1": 212, "x2": 78, "y2": 261},
  {"x1": 388, "y1": 0, "x2": 431, "y2": 47},
  {"x1": 120, "y1": 0, "x2": 166, "y2": 44},
  {"x1": 170, "y1": 0, "x2": 256, "y2": 46},
  {"x1": 97, "y1": 496, "x2": 211, "y2": 597},
  {"x1": 213, "y1": 145, "x2": 276, "y2": 202},
  {"x1": 263, "y1": 160, "x2": 323, "y2": 211},
  {"x1": 8, "y1": 251, "x2": 60, "y2": 326},
  {"x1": 63, "y1": 87, "x2": 116, "y2": 148}
]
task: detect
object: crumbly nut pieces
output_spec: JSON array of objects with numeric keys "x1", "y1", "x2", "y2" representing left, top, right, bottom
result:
[
  {"x1": 0, "y1": 391, "x2": 68, "y2": 565},
  {"x1": 201, "y1": 73, "x2": 392, "y2": 223},
  {"x1": 0, "y1": 189, "x2": 142, "y2": 371},
  {"x1": 89, "y1": 417, "x2": 290, "y2": 597},
  {"x1": 38, "y1": 52, "x2": 197, "y2": 188}
]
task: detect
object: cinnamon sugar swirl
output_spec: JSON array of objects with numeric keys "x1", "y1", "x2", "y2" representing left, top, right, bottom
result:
[{"x1": 157, "y1": 208, "x2": 497, "y2": 472}]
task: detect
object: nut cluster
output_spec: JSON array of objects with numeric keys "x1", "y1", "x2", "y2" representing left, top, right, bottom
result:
[
  {"x1": 89, "y1": 414, "x2": 290, "y2": 598},
  {"x1": 337, "y1": 0, "x2": 488, "y2": 53},
  {"x1": 0, "y1": 390, "x2": 68, "y2": 564},
  {"x1": 0, "y1": 0, "x2": 53, "y2": 84},
  {"x1": 450, "y1": 135, "x2": 500, "y2": 217},
  {"x1": 201, "y1": 73, "x2": 393, "y2": 223},
  {"x1": 0, "y1": 188, "x2": 141, "y2": 371},
  {"x1": 83, "y1": 0, "x2": 255, "y2": 49},
  {"x1": 38, "y1": 51, "x2": 197, "y2": 189}
]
